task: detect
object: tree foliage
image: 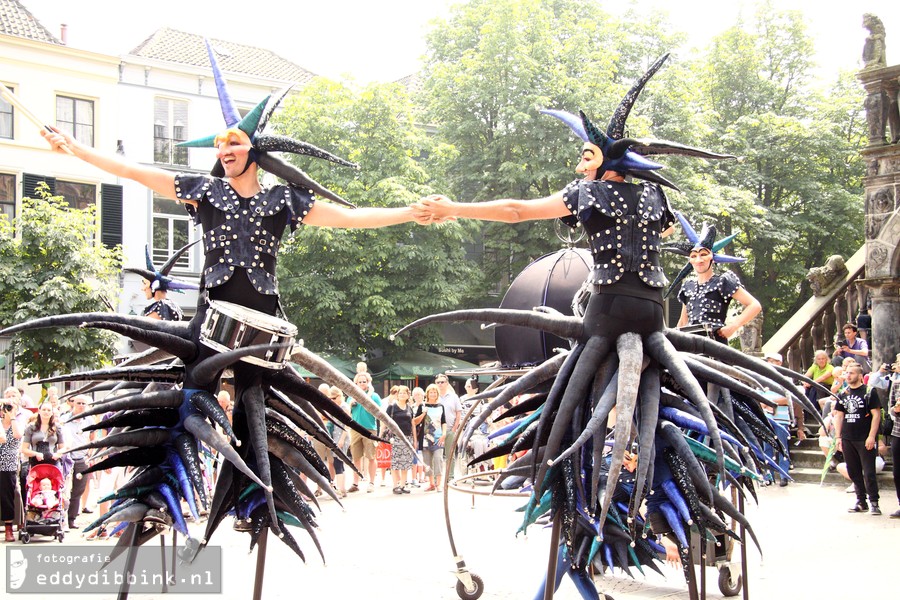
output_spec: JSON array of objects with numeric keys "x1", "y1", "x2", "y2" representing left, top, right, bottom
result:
[
  {"x1": 273, "y1": 79, "x2": 476, "y2": 359},
  {"x1": 422, "y1": 0, "x2": 865, "y2": 337},
  {"x1": 0, "y1": 185, "x2": 121, "y2": 378}
]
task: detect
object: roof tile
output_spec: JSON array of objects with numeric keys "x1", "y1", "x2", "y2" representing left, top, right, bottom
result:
[
  {"x1": 0, "y1": 0, "x2": 62, "y2": 44},
  {"x1": 129, "y1": 28, "x2": 315, "y2": 84}
]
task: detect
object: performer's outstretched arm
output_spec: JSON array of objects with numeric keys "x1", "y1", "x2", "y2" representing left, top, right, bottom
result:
[
  {"x1": 413, "y1": 191, "x2": 570, "y2": 223},
  {"x1": 41, "y1": 128, "x2": 179, "y2": 203},
  {"x1": 303, "y1": 199, "x2": 426, "y2": 228}
]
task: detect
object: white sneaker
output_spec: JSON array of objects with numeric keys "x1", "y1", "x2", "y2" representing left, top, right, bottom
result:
[{"x1": 846, "y1": 484, "x2": 856, "y2": 493}]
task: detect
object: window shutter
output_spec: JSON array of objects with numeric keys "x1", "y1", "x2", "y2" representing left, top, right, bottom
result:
[
  {"x1": 22, "y1": 173, "x2": 56, "y2": 198},
  {"x1": 100, "y1": 183, "x2": 123, "y2": 249}
]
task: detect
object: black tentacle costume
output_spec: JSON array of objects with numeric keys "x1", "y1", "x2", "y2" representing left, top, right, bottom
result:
[
  {"x1": 1, "y1": 41, "x2": 411, "y2": 565},
  {"x1": 394, "y1": 54, "x2": 825, "y2": 597}
]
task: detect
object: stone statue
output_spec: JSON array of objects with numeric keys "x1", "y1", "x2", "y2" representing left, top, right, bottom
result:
[
  {"x1": 739, "y1": 312, "x2": 763, "y2": 355},
  {"x1": 807, "y1": 255, "x2": 848, "y2": 296},
  {"x1": 862, "y1": 14, "x2": 900, "y2": 145},
  {"x1": 863, "y1": 13, "x2": 886, "y2": 70}
]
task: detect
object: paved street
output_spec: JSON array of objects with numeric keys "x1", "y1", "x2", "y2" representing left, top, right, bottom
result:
[{"x1": 3, "y1": 479, "x2": 897, "y2": 599}]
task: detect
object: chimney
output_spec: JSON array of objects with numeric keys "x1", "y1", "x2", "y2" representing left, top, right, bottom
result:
[{"x1": 60, "y1": 24, "x2": 68, "y2": 45}]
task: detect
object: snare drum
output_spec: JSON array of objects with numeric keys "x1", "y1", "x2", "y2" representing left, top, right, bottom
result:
[{"x1": 199, "y1": 300, "x2": 297, "y2": 369}]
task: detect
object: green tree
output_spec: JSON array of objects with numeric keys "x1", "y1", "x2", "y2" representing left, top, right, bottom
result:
[
  {"x1": 273, "y1": 79, "x2": 475, "y2": 359},
  {"x1": 0, "y1": 185, "x2": 121, "y2": 378},
  {"x1": 681, "y1": 4, "x2": 866, "y2": 336}
]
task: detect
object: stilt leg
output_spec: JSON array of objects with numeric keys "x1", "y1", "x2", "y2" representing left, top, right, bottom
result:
[
  {"x1": 252, "y1": 528, "x2": 268, "y2": 600},
  {"x1": 543, "y1": 512, "x2": 562, "y2": 600},
  {"x1": 116, "y1": 524, "x2": 141, "y2": 600}
]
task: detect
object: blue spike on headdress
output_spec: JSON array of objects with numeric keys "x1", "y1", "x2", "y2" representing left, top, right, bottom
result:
[
  {"x1": 670, "y1": 212, "x2": 747, "y2": 265},
  {"x1": 674, "y1": 212, "x2": 699, "y2": 244},
  {"x1": 144, "y1": 245, "x2": 156, "y2": 272},
  {"x1": 614, "y1": 151, "x2": 664, "y2": 172},
  {"x1": 205, "y1": 39, "x2": 241, "y2": 128},
  {"x1": 539, "y1": 109, "x2": 588, "y2": 142}
]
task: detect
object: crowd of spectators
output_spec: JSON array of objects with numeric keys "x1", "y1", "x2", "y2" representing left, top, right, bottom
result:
[{"x1": 797, "y1": 317, "x2": 900, "y2": 519}]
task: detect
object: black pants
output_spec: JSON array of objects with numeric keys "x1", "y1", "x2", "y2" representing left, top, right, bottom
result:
[
  {"x1": 583, "y1": 293, "x2": 664, "y2": 339},
  {"x1": 19, "y1": 463, "x2": 28, "y2": 506},
  {"x1": 843, "y1": 438, "x2": 879, "y2": 504},
  {"x1": 67, "y1": 459, "x2": 89, "y2": 524},
  {"x1": 892, "y1": 434, "x2": 900, "y2": 505},
  {"x1": 1, "y1": 470, "x2": 17, "y2": 521}
]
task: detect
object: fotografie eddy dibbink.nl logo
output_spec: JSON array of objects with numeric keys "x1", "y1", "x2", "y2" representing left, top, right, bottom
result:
[{"x1": 6, "y1": 545, "x2": 221, "y2": 594}]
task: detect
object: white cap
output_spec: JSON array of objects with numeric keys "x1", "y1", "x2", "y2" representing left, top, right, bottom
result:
[{"x1": 764, "y1": 352, "x2": 783, "y2": 362}]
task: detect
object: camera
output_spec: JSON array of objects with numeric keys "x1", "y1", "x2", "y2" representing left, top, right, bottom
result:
[
  {"x1": 1, "y1": 403, "x2": 14, "y2": 412},
  {"x1": 834, "y1": 339, "x2": 848, "y2": 348}
]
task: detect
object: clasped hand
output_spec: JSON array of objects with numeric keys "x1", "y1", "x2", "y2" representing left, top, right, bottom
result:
[{"x1": 411, "y1": 194, "x2": 457, "y2": 225}]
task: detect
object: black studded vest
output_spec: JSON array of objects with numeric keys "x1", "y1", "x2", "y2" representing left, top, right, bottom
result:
[
  {"x1": 560, "y1": 179, "x2": 674, "y2": 289},
  {"x1": 142, "y1": 298, "x2": 184, "y2": 321},
  {"x1": 174, "y1": 174, "x2": 315, "y2": 303},
  {"x1": 676, "y1": 270, "x2": 742, "y2": 329}
]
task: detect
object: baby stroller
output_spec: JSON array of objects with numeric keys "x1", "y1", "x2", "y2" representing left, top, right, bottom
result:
[{"x1": 20, "y1": 463, "x2": 66, "y2": 543}]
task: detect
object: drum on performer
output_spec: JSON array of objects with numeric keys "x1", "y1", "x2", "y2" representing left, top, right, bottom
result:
[{"x1": 199, "y1": 300, "x2": 297, "y2": 369}]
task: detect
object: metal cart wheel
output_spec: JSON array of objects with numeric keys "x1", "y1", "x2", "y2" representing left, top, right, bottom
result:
[
  {"x1": 443, "y1": 377, "x2": 511, "y2": 600},
  {"x1": 717, "y1": 565, "x2": 742, "y2": 597},
  {"x1": 20, "y1": 531, "x2": 30, "y2": 544},
  {"x1": 456, "y1": 572, "x2": 484, "y2": 600},
  {"x1": 57, "y1": 531, "x2": 65, "y2": 543}
]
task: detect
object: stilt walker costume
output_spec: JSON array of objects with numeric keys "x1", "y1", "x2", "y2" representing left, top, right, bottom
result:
[
  {"x1": 401, "y1": 53, "x2": 826, "y2": 598},
  {"x1": 2, "y1": 40, "x2": 414, "y2": 568}
]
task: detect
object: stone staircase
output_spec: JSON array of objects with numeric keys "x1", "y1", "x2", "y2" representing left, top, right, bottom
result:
[{"x1": 788, "y1": 437, "x2": 894, "y2": 489}]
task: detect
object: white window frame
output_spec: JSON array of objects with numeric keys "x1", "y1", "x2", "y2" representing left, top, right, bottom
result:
[
  {"x1": 56, "y1": 95, "x2": 95, "y2": 146},
  {"x1": 151, "y1": 193, "x2": 196, "y2": 272},
  {"x1": 0, "y1": 84, "x2": 13, "y2": 140},
  {"x1": 153, "y1": 97, "x2": 189, "y2": 166},
  {"x1": 0, "y1": 172, "x2": 16, "y2": 220}
]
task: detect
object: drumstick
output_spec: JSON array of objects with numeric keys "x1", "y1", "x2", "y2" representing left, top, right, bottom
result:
[{"x1": 0, "y1": 82, "x2": 73, "y2": 155}]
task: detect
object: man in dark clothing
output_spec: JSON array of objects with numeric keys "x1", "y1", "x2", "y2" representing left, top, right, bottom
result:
[
  {"x1": 834, "y1": 362, "x2": 882, "y2": 515},
  {"x1": 61, "y1": 395, "x2": 93, "y2": 529}
]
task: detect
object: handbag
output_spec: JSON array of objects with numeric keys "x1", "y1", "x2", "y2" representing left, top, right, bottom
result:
[{"x1": 882, "y1": 412, "x2": 895, "y2": 438}]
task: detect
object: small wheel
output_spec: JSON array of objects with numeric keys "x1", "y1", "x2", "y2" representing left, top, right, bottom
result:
[
  {"x1": 20, "y1": 532, "x2": 31, "y2": 544},
  {"x1": 58, "y1": 532, "x2": 65, "y2": 543},
  {"x1": 717, "y1": 566, "x2": 742, "y2": 597},
  {"x1": 456, "y1": 572, "x2": 484, "y2": 600}
]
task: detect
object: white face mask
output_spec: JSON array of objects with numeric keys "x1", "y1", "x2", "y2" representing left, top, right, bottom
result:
[{"x1": 576, "y1": 142, "x2": 603, "y2": 179}]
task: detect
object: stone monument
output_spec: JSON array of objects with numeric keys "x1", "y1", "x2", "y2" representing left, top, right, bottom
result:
[{"x1": 859, "y1": 14, "x2": 900, "y2": 367}]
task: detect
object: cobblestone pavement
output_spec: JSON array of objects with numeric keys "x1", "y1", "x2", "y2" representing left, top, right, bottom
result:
[{"x1": 2, "y1": 479, "x2": 896, "y2": 599}]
